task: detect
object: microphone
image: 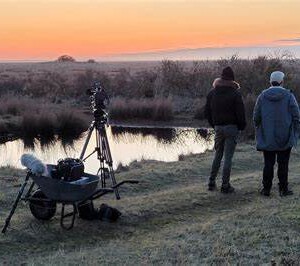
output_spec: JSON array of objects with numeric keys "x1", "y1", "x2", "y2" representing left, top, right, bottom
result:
[{"x1": 20, "y1": 154, "x2": 46, "y2": 176}]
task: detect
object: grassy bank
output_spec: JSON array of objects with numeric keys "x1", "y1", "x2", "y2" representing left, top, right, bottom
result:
[{"x1": 1, "y1": 143, "x2": 300, "y2": 264}]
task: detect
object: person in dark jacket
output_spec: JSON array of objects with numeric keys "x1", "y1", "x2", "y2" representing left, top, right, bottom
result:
[
  {"x1": 205, "y1": 66, "x2": 246, "y2": 193},
  {"x1": 253, "y1": 71, "x2": 300, "y2": 196}
]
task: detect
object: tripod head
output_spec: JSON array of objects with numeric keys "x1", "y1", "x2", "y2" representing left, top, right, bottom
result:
[
  {"x1": 86, "y1": 81, "x2": 110, "y2": 126},
  {"x1": 86, "y1": 81, "x2": 101, "y2": 95}
]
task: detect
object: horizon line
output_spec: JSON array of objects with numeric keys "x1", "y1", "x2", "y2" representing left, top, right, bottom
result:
[{"x1": 1, "y1": 44, "x2": 300, "y2": 62}]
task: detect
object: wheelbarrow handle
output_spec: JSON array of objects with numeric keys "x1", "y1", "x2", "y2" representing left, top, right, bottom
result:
[
  {"x1": 112, "y1": 179, "x2": 139, "y2": 189},
  {"x1": 88, "y1": 180, "x2": 138, "y2": 201},
  {"x1": 88, "y1": 187, "x2": 114, "y2": 201}
]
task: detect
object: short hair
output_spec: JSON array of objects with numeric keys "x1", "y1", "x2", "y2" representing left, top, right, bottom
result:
[{"x1": 271, "y1": 81, "x2": 281, "y2": 86}]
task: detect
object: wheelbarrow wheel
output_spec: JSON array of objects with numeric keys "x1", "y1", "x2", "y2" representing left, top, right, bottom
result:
[{"x1": 29, "y1": 190, "x2": 56, "y2": 220}]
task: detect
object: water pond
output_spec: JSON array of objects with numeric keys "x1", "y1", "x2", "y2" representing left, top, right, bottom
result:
[{"x1": 0, "y1": 126, "x2": 213, "y2": 173}]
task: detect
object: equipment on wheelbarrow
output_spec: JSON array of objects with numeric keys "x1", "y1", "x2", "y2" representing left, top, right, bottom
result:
[
  {"x1": 52, "y1": 158, "x2": 84, "y2": 182},
  {"x1": 2, "y1": 154, "x2": 138, "y2": 233},
  {"x1": 20, "y1": 154, "x2": 46, "y2": 176}
]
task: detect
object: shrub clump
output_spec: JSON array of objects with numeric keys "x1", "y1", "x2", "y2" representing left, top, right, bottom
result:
[
  {"x1": 109, "y1": 98, "x2": 174, "y2": 121},
  {"x1": 55, "y1": 110, "x2": 89, "y2": 140},
  {"x1": 0, "y1": 95, "x2": 90, "y2": 146},
  {"x1": 56, "y1": 55, "x2": 76, "y2": 63}
]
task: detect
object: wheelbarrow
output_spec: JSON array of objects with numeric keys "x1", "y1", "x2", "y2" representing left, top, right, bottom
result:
[{"x1": 2, "y1": 161, "x2": 138, "y2": 233}]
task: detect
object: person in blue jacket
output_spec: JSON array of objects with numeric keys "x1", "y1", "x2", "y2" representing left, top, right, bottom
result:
[{"x1": 253, "y1": 71, "x2": 300, "y2": 196}]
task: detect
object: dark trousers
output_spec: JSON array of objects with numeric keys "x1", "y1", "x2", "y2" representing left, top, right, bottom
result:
[
  {"x1": 263, "y1": 148, "x2": 291, "y2": 191},
  {"x1": 209, "y1": 125, "x2": 239, "y2": 187}
]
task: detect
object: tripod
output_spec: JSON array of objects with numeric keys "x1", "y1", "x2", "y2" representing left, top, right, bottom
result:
[{"x1": 80, "y1": 112, "x2": 120, "y2": 200}]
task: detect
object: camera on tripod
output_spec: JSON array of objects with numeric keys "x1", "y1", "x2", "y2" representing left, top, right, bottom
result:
[
  {"x1": 81, "y1": 80, "x2": 122, "y2": 199},
  {"x1": 86, "y1": 81, "x2": 110, "y2": 124}
]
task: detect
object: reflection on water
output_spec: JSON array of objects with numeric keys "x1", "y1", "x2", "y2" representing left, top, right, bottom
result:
[
  {"x1": 0, "y1": 126, "x2": 213, "y2": 173},
  {"x1": 21, "y1": 133, "x2": 78, "y2": 150},
  {"x1": 111, "y1": 127, "x2": 178, "y2": 144}
]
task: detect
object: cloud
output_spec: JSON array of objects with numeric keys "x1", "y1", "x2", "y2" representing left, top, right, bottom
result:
[{"x1": 276, "y1": 38, "x2": 300, "y2": 43}]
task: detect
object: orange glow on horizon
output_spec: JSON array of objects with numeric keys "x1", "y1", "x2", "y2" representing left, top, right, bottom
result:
[{"x1": 0, "y1": 0, "x2": 300, "y2": 60}]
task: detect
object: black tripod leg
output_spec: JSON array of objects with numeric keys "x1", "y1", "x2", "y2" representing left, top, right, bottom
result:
[
  {"x1": 97, "y1": 161, "x2": 106, "y2": 188},
  {"x1": 80, "y1": 122, "x2": 95, "y2": 160},
  {"x1": 2, "y1": 173, "x2": 30, "y2": 233},
  {"x1": 95, "y1": 129, "x2": 105, "y2": 188},
  {"x1": 101, "y1": 129, "x2": 120, "y2": 200},
  {"x1": 81, "y1": 121, "x2": 120, "y2": 199}
]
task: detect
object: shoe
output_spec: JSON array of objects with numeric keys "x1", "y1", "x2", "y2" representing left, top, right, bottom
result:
[
  {"x1": 279, "y1": 188, "x2": 293, "y2": 197},
  {"x1": 221, "y1": 184, "x2": 235, "y2": 194},
  {"x1": 260, "y1": 188, "x2": 270, "y2": 197},
  {"x1": 208, "y1": 182, "x2": 217, "y2": 191}
]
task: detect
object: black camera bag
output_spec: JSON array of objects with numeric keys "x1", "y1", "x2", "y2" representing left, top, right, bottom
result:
[
  {"x1": 55, "y1": 158, "x2": 84, "y2": 182},
  {"x1": 78, "y1": 202, "x2": 121, "y2": 222},
  {"x1": 98, "y1": 203, "x2": 122, "y2": 222},
  {"x1": 78, "y1": 200, "x2": 98, "y2": 220}
]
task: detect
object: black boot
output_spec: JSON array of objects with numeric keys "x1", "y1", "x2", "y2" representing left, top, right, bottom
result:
[
  {"x1": 260, "y1": 188, "x2": 270, "y2": 197},
  {"x1": 279, "y1": 183, "x2": 293, "y2": 197},
  {"x1": 208, "y1": 182, "x2": 217, "y2": 191},
  {"x1": 221, "y1": 184, "x2": 235, "y2": 194},
  {"x1": 279, "y1": 187, "x2": 293, "y2": 197}
]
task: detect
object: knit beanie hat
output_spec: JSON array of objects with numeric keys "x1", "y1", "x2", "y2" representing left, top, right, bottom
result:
[{"x1": 221, "y1": 66, "x2": 235, "y2": 81}]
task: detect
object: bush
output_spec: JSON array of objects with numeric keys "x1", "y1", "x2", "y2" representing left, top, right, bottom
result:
[
  {"x1": 36, "y1": 112, "x2": 56, "y2": 146},
  {"x1": 0, "y1": 96, "x2": 39, "y2": 116},
  {"x1": 194, "y1": 105, "x2": 206, "y2": 120},
  {"x1": 25, "y1": 72, "x2": 67, "y2": 98},
  {"x1": 0, "y1": 95, "x2": 89, "y2": 145},
  {"x1": 109, "y1": 98, "x2": 174, "y2": 121},
  {"x1": 156, "y1": 60, "x2": 188, "y2": 97},
  {"x1": 0, "y1": 78, "x2": 25, "y2": 95},
  {"x1": 74, "y1": 69, "x2": 111, "y2": 97},
  {"x1": 18, "y1": 112, "x2": 57, "y2": 147},
  {"x1": 152, "y1": 98, "x2": 174, "y2": 121},
  {"x1": 55, "y1": 110, "x2": 89, "y2": 140},
  {"x1": 0, "y1": 119, "x2": 8, "y2": 134},
  {"x1": 57, "y1": 55, "x2": 76, "y2": 62},
  {"x1": 20, "y1": 112, "x2": 40, "y2": 147},
  {"x1": 243, "y1": 94, "x2": 257, "y2": 139}
]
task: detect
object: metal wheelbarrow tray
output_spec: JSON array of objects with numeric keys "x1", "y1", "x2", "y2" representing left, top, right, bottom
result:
[{"x1": 32, "y1": 165, "x2": 100, "y2": 202}]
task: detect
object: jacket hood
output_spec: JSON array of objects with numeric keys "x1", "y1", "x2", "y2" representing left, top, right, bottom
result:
[
  {"x1": 212, "y1": 78, "x2": 240, "y2": 90},
  {"x1": 263, "y1": 86, "x2": 289, "y2": 102}
]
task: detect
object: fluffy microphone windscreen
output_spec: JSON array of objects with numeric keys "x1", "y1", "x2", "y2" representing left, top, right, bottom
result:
[{"x1": 21, "y1": 154, "x2": 46, "y2": 176}]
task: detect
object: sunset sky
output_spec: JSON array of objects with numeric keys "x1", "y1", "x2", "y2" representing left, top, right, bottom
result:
[{"x1": 1, "y1": 0, "x2": 300, "y2": 60}]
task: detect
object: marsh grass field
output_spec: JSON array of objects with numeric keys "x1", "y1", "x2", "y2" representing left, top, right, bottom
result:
[
  {"x1": 1, "y1": 56, "x2": 300, "y2": 141},
  {"x1": 1, "y1": 143, "x2": 300, "y2": 265}
]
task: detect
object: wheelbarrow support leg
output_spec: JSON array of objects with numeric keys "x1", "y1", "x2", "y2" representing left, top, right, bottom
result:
[
  {"x1": 60, "y1": 204, "x2": 77, "y2": 230},
  {"x1": 2, "y1": 173, "x2": 30, "y2": 233}
]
